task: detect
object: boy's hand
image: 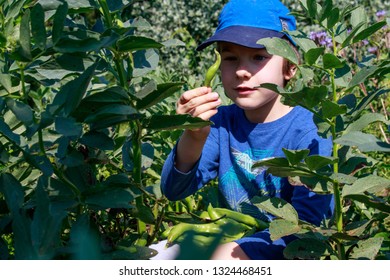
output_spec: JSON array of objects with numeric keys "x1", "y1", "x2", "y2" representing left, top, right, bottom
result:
[{"x1": 176, "y1": 87, "x2": 221, "y2": 121}]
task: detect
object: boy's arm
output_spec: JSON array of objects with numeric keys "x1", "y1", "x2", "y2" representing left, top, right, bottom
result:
[
  {"x1": 175, "y1": 128, "x2": 209, "y2": 173},
  {"x1": 174, "y1": 87, "x2": 221, "y2": 173}
]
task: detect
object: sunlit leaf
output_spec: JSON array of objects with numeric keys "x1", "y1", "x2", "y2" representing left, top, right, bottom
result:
[
  {"x1": 345, "y1": 113, "x2": 389, "y2": 133},
  {"x1": 283, "y1": 149, "x2": 310, "y2": 166},
  {"x1": 342, "y1": 175, "x2": 390, "y2": 197},
  {"x1": 117, "y1": 35, "x2": 164, "y2": 52},
  {"x1": 269, "y1": 219, "x2": 301, "y2": 241},
  {"x1": 350, "y1": 237, "x2": 384, "y2": 260},
  {"x1": 251, "y1": 196, "x2": 299, "y2": 224},
  {"x1": 335, "y1": 131, "x2": 390, "y2": 152},
  {"x1": 136, "y1": 82, "x2": 183, "y2": 110},
  {"x1": 143, "y1": 114, "x2": 211, "y2": 131},
  {"x1": 257, "y1": 37, "x2": 299, "y2": 64},
  {"x1": 31, "y1": 4, "x2": 46, "y2": 50},
  {"x1": 284, "y1": 238, "x2": 331, "y2": 259}
]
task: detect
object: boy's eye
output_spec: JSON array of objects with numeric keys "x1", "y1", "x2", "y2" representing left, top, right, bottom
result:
[
  {"x1": 223, "y1": 55, "x2": 237, "y2": 61},
  {"x1": 253, "y1": 55, "x2": 266, "y2": 61}
]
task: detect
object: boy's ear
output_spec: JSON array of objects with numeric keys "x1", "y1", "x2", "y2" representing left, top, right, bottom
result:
[{"x1": 284, "y1": 62, "x2": 297, "y2": 80}]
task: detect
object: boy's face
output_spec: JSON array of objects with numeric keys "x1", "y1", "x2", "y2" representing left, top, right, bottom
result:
[{"x1": 219, "y1": 42, "x2": 293, "y2": 115}]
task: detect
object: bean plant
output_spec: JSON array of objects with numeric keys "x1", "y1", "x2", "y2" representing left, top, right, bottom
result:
[
  {"x1": 0, "y1": 0, "x2": 209, "y2": 259},
  {"x1": 253, "y1": 0, "x2": 389, "y2": 259},
  {"x1": 0, "y1": 0, "x2": 388, "y2": 260}
]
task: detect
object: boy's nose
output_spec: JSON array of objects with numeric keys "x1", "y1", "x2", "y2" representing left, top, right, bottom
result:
[{"x1": 236, "y1": 66, "x2": 251, "y2": 79}]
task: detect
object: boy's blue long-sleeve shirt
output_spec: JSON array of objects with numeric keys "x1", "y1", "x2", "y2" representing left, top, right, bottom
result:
[{"x1": 161, "y1": 105, "x2": 333, "y2": 226}]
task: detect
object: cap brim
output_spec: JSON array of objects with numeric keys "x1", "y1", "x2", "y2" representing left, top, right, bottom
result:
[{"x1": 196, "y1": 26, "x2": 285, "y2": 51}]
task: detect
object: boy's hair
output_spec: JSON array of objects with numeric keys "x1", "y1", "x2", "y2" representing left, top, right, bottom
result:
[{"x1": 197, "y1": 0, "x2": 296, "y2": 51}]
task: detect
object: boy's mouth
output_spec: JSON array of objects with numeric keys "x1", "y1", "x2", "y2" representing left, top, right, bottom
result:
[{"x1": 235, "y1": 86, "x2": 256, "y2": 95}]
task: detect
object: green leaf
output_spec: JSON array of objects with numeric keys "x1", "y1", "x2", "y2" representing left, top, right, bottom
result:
[
  {"x1": 352, "y1": 21, "x2": 387, "y2": 43},
  {"x1": 300, "y1": 176, "x2": 334, "y2": 193},
  {"x1": 5, "y1": 98, "x2": 34, "y2": 127},
  {"x1": 301, "y1": 0, "x2": 317, "y2": 18},
  {"x1": 132, "y1": 201, "x2": 155, "y2": 224},
  {"x1": 141, "y1": 142, "x2": 154, "y2": 171},
  {"x1": 117, "y1": 35, "x2": 164, "y2": 52},
  {"x1": 305, "y1": 155, "x2": 336, "y2": 171},
  {"x1": 84, "y1": 186, "x2": 137, "y2": 209},
  {"x1": 348, "y1": 65, "x2": 380, "y2": 89},
  {"x1": 251, "y1": 196, "x2": 299, "y2": 224},
  {"x1": 136, "y1": 82, "x2": 183, "y2": 110},
  {"x1": 54, "y1": 30, "x2": 120, "y2": 53},
  {"x1": 335, "y1": 63, "x2": 352, "y2": 87},
  {"x1": 350, "y1": 6, "x2": 367, "y2": 29},
  {"x1": 69, "y1": 214, "x2": 102, "y2": 260},
  {"x1": 318, "y1": 0, "x2": 333, "y2": 22},
  {"x1": 326, "y1": 7, "x2": 340, "y2": 29},
  {"x1": 49, "y1": 61, "x2": 99, "y2": 117},
  {"x1": 351, "y1": 89, "x2": 388, "y2": 118},
  {"x1": 283, "y1": 149, "x2": 310, "y2": 166},
  {"x1": 0, "y1": 74, "x2": 12, "y2": 93},
  {"x1": 267, "y1": 166, "x2": 314, "y2": 178},
  {"x1": 304, "y1": 47, "x2": 324, "y2": 65},
  {"x1": 269, "y1": 219, "x2": 301, "y2": 241},
  {"x1": 84, "y1": 104, "x2": 140, "y2": 124},
  {"x1": 346, "y1": 194, "x2": 390, "y2": 213},
  {"x1": 288, "y1": 30, "x2": 317, "y2": 53},
  {"x1": 72, "y1": 86, "x2": 131, "y2": 122},
  {"x1": 342, "y1": 175, "x2": 390, "y2": 197},
  {"x1": 257, "y1": 38, "x2": 299, "y2": 64},
  {"x1": 79, "y1": 131, "x2": 115, "y2": 151},
  {"x1": 252, "y1": 157, "x2": 289, "y2": 170},
  {"x1": 133, "y1": 49, "x2": 160, "y2": 77},
  {"x1": 31, "y1": 3, "x2": 46, "y2": 50},
  {"x1": 321, "y1": 100, "x2": 347, "y2": 119},
  {"x1": 0, "y1": 173, "x2": 24, "y2": 213},
  {"x1": 284, "y1": 238, "x2": 331, "y2": 260},
  {"x1": 19, "y1": 9, "x2": 32, "y2": 61},
  {"x1": 261, "y1": 83, "x2": 328, "y2": 109},
  {"x1": 31, "y1": 178, "x2": 66, "y2": 259},
  {"x1": 345, "y1": 113, "x2": 389, "y2": 133},
  {"x1": 0, "y1": 119, "x2": 23, "y2": 146},
  {"x1": 52, "y1": 2, "x2": 68, "y2": 45},
  {"x1": 335, "y1": 131, "x2": 390, "y2": 152},
  {"x1": 350, "y1": 237, "x2": 384, "y2": 260},
  {"x1": 322, "y1": 53, "x2": 345, "y2": 69},
  {"x1": 55, "y1": 117, "x2": 82, "y2": 137},
  {"x1": 143, "y1": 114, "x2": 211, "y2": 131},
  {"x1": 341, "y1": 21, "x2": 366, "y2": 48},
  {"x1": 330, "y1": 173, "x2": 357, "y2": 185}
]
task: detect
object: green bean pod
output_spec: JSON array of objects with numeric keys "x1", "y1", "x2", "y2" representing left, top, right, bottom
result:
[
  {"x1": 167, "y1": 222, "x2": 222, "y2": 244},
  {"x1": 203, "y1": 49, "x2": 221, "y2": 87},
  {"x1": 213, "y1": 207, "x2": 269, "y2": 230}
]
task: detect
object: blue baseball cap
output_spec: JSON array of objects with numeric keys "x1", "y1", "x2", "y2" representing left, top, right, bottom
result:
[{"x1": 196, "y1": 0, "x2": 296, "y2": 51}]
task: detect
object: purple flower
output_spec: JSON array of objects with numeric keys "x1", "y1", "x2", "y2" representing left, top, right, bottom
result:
[
  {"x1": 376, "y1": 10, "x2": 386, "y2": 18},
  {"x1": 309, "y1": 30, "x2": 333, "y2": 48},
  {"x1": 362, "y1": 40, "x2": 369, "y2": 45},
  {"x1": 368, "y1": 46, "x2": 378, "y2": 53}
]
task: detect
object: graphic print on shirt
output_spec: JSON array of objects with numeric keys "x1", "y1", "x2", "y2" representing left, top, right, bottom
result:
[{"x1": 220, "y1": 147, "x2": 282, "y2": 216}]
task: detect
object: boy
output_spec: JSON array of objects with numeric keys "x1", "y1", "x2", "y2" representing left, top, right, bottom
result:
[{"x1": 160, "y1": 0, "x2": 333, "y2": 260}]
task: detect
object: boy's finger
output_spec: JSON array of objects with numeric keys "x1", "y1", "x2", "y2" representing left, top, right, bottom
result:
[{"x1": 179, "y1": 87, "x2": 211, "y2": 104}]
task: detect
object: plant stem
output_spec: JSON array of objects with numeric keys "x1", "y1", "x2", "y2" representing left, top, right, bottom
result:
[
  {"x1": 132, "y1": 120, "x2": 147, "y2": 234},
  {"x1": 330, "y1": 31, "x2": 345, "y2": 259},
  {"x1": 98, "y1": 0, "x2": 113, "y2": 28},
  {"x1": 19, "y1": 64, "x2": 27, "y2": 103}
]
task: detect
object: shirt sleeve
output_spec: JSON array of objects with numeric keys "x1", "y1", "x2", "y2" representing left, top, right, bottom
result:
[{"x1": 160, "y1": 125, "x2": 220, "y2": 201}]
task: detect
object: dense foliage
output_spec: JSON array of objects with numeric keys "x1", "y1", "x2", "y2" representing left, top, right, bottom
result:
[{"x1": 0, "y1": 0, "x2": 388, "y2": 260}]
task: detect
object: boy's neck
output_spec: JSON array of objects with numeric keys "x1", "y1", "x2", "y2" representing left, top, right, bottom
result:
[{"x1": 243, "y1": 100, "x2": 293, "y2": 123}]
